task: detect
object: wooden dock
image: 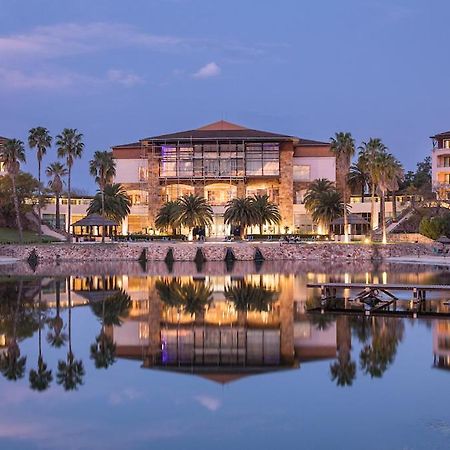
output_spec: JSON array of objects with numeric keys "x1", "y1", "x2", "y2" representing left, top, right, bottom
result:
[{"x1": 306, "y1": 282, "x2": 450, "y2": 318}]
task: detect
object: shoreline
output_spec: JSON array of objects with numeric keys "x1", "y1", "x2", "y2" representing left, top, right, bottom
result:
[{"x1": 0, "y1": 241, "x2": 435, "y2": 263}]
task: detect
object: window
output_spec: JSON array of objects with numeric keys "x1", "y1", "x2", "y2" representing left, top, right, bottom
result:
[
  {"x1": 444, "y1": 140, "x2": 450, "y2": 149},
  {"x1": 293, "y1": 165, "x2": 310, "y2": 181},
  {"x1": 138, "y1": 167, "x2": 148, "y2": 181},
  {"x1": 295, "y1": 189, "x2": 307, "y2": 204}
]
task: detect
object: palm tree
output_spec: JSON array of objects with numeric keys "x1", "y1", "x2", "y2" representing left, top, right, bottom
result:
[
  {"x1": 89, "y1": 151, "x2": 116, "y2": 242},
  {"x1": 46, "y1": 162, "x2": 68, "y2": 230},
  {"x1": 224, "y1": 197, "x2": 258, "y2": 239},
  {"x1": 303, "y1": 178, "x2": 335, "y2": 211},
  {"x1": 47, "y1": 278, "x2": 68, "y2": 348},
  {"x1": 177, "y1": 194, "x2": 213, "y2": 237},
  {"x1": 0, "y1": 139, "x2": 26, "y2": 242},
  {"x1": 56, "y1": 129, "x2": 84, "y2": 238},
  {"x1": 224, "y1": 280, "x2": 277, "y2": 312},
  {"x1": 305, "y1": 189, "x2": 345, "y2": 235},
  {"x1": 251, "y1": 194, "x2": 281, "y2": 235},
  {"x1": 331, "y1": 132, "x2": 355, "y2": 243},
  {"x1": 155, "y1": 200, "x2": 181, "y2": 235},
  {"x1": 330, "y1": 316, "x2": 356, "y2": 387},
  {"x1": 0, "y1": 281, "x2": 27, "y2": 381},
  {"x1": 372, "y1": 152, "x2": 404, "y2": 244},
  {"x1": 56, "y1": 280, "x2": 85, "y2": 390},
  {"x1": 358, "y1": 139, "x2": 387, "y2": 236},
  {"x1": 87, "y1": 183, "x2": 131, "y2": 224},
  {"x1": 347, "y1": 160, "x2": 369, "y2": 203},
  {"x1": 29, "y1": 286, "x2": 52, "y2": 391},
  {"x1": 28, "y1": 127, "x2": 52, "y2": 240}
]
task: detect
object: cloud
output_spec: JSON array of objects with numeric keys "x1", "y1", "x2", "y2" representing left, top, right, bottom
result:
[
  {"x1": 109, "y1": 388, "x2": 141, "y2": 405},
  {"x1": 107, "y1": 69, "x2": 144, "y2": 87},
  {"x1": 193, "y1": 62, "x2": 221, "y2": 79},
  {"x1": 194, "y1": 395, "x2": 222, "y2": 411}
]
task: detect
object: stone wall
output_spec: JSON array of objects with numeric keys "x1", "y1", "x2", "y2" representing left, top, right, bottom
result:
[
  {"x1": 388, "y1": 233, "x2": 435, "y2": 244},
  {"x1": 0, "y1": 241, "x2": 435, "y2": 263}
]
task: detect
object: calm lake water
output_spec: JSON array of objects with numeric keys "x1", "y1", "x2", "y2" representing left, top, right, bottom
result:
[{"x1": 1, "y1": 261, "x2": 450, "y2": 450}]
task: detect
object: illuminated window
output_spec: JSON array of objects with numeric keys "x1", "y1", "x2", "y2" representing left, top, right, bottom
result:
[
  {"x1": 139, "y1": 167, "x2": 148, "y2": 181},
  {"x1": 444, "y1": 139, "x2": 450, "y2": 149}
]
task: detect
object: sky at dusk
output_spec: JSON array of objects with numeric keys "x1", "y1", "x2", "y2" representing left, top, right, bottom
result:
[{"x1": 1, "y1": 0, "x2": 449, "y2": 193}]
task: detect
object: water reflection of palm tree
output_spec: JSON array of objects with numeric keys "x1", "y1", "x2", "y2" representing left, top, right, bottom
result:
[
  {"x1": 155, "y1": 279, "x2": 212, "y2": 317},
  {"x1": 359, "y1": 317, "x2": 404, "y2": 378},
  {"x1": 224, "y1": 280, "x2": 277, "y2": 312},
  {"x1": 89, "y1": 290, "x2": 131, "y2": 369},
  {"x1": 0, "y1": 281, "x2": 27, "y2": 381},
  {"x1": 29, "y1": 286, "x2": 52, "y2": 391},
  {"x1": 47, "y1": 279, "x2": 68, "y2": 348},
  {"x1": 57, "y1": 280, "x2": 85, "y2": 390},
  {"x1": 330, "y1": 316, "x2": 356, "y2": 387}
]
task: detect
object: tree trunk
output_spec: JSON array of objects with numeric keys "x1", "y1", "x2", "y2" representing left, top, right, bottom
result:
[
  {"x1": 101, "y1": 188, "x2": 105, "y2": 243},
  {"x1": 370, "y1": 181, "x2": 376, "y2": 238},
  {"x1": 55, "y1": 193, "x2": 60, "y2": 229},
  {"x1": 381, "y1": 191, "x2": 387, "y2": 244},
  {"x1": 259, "y1": 222, "x2": 264, "y2": 235},
  {"x1": 343, "y1": 183, "x2": 349, "y2": 243},
  {"x1": 67, "y1": 166, "x2": 72, "y2": 242},
  {"x1": 38, "y1": 159, "x2": 42, "y2": 241},
  {"x1": 11, "y1": 174, "x2": 23, "y2": 243},
  {"x1": 361, "y1": 183, "x2": 365, "y2": 203},
  {"x1": 392, "y1": 191, "x2": 398, "y2": 222}
]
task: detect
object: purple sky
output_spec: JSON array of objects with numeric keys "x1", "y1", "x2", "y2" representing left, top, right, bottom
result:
[{"x1": 1, "y1": 0, "x2": 448, "y2": 193}]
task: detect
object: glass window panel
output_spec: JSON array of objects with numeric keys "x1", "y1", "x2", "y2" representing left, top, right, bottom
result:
[{"x1": 293, "y1": 165, "x2": 310, "y2": 181}]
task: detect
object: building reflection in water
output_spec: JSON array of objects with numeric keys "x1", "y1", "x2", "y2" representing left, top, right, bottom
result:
[{"x1": 0, "y1": 263, "x2": 449, "y2": 391}]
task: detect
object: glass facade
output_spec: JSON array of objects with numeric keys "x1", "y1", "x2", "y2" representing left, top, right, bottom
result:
[{"x1": 159, "y1": 142, "x2": 279, "y2": 178}]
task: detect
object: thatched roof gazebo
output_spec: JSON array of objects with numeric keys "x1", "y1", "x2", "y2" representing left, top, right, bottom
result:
[
  {"x1": 331, "y1": 214, "x2": 370, "y2": 236},
  {"x1": 71, "y1": 214, "x2": 118, "y2": 241}
]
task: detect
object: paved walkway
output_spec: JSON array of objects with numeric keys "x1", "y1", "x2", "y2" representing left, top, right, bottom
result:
[{"x1": 387, "y1": 255, "x2": 450, "y2": 266}]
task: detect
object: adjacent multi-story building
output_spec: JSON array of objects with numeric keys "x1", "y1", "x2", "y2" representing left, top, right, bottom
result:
[
  {"x1": 0, "y1": 136, "x2": 8, "y2": 176},
  {"x1": 431, "y1": 131, "x2": 450, "y2": 200},
  {"x1": 112, "y1": 120, "x2": 341, "y2": 235}
]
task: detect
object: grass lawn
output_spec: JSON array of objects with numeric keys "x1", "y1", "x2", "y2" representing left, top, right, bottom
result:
[{"x1": 0, "y1": 227, "x2": 58, "y2": 244}]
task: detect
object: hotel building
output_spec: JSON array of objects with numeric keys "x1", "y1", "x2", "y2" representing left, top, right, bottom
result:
[
  {"x1": 431, "y1": 131, "x2": 450, "y2": 200},
  {"x1": 0, "y1": 136, "x2": 8, "y2": 176},
  {"x1": 112, "y1": 120, "x2": 341, "y2": 236}
]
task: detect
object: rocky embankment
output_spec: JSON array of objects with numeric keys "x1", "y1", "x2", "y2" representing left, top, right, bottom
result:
[{"x1": 0, "y1": 241, "x2": 435, "y2": 262}]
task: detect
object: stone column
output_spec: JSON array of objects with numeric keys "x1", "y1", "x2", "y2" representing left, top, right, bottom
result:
[
  {"x1": 279, "y1": 142, "x2": 294, "y2": 232},
  {"x1": 279, "y1": 274, "x2": 295, "y2": 365},
  {"x1": 144, "y1": 142, "x2": 161, "y2": 228},
  {"x1": 194, "y1": 181, "x2": 205, "y2": 198},
  {"x1": 236, "y1": 180, "x2": 246, "y2": 198},
  {"x1": 144, "y1": 280, "x2": 162, "y2": 368}
]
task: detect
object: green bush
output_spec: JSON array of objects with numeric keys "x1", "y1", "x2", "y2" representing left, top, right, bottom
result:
[{"x1": 419, "y1": 215, "x2": 450, "y2": 240}]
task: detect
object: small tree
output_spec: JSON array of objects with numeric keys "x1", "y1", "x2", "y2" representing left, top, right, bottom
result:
[
  {"x1": 251, "y1": 194, "x2": 281, "y2": 234},
  {"x1": 177, "y1": 194, "x2": 213, "y2": 236},
  {"x1": 224, "y1": 197, "x2": 258, "y2": 238},
  {"x1": 155, "y1": 201, "x2": 181, "y2": 235}
]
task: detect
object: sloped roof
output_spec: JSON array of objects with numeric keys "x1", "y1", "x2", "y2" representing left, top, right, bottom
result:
[
  {"x1": 144, "y1": 120, "x2": 296, "y2": 142},
  {"x1": 71, "y1": 213, "x2": 118, "y2": 227},
  {"x1": 431, "y1": 131, "x2": 450, "y2": 139}
]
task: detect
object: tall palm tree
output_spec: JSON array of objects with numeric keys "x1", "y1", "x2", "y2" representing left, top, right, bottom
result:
[
  {"x1": 155, "y1": 200, "x2": 181, "y2": 235},
  {"x1": 28, "y1": 127, "x2": 52, "y2": 241},
  {"x1": 89, "y1": 151, "x2": 116, "y2": 242},
  {"x1": 330, "y1": 316, "x2": 356, "y2": 387},
  {"x1": 305, "y1": 189, "x2": 345, "y2": 235},
  {"x1": 0, "y1": 139, "x2": 26, "y2": 242},
  {"x1": 358, "y1": 139, "x2": 387, "y2": 236},
  {"x1": 56, "y1": 129, "x2": 84, "y2": 238},
  {"x1": 0, "y1": 281, "x2": 27, "y2": 381},
  {"x1": 347, "y1": 160, "x2": 369, "y2": 203},
  {"x1": 56, "y1": 279, "x2": 85, "y2": 390},
  {"x1": 177, "y1": 194, "x2": 213, "y2": 237},
  {"x1": 47, "y1": 278, "x2": 68, "y2": 348},
  {"x1": 372, "y1": 152, "x2": 404, "y2": 244},
  {"x1": 29, "y1": 285, "x2": 52, "y2": 391},
  {"x1": 224, "y1": 197, "x2": 258, "y2": 239},
  {"x1": 251, "y1": 194, "x2": 281, "y2": 235},
  {"x1": 89, "y1": 289, "x2": 131, "y2": 370},
  {"x1": 46, "y1": 162, "x2": 68, "y2": 230},
  {"x1": 87, "y1": 183, "x2": 131, "y2": 224},
  {"x1": 331, "y1": 132, "x2": 355, "y2": 243}
]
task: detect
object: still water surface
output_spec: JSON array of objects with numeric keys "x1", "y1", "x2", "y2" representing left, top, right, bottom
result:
[{"x1": 1, "y1": 261, "x2": 450, "y2": 450}]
